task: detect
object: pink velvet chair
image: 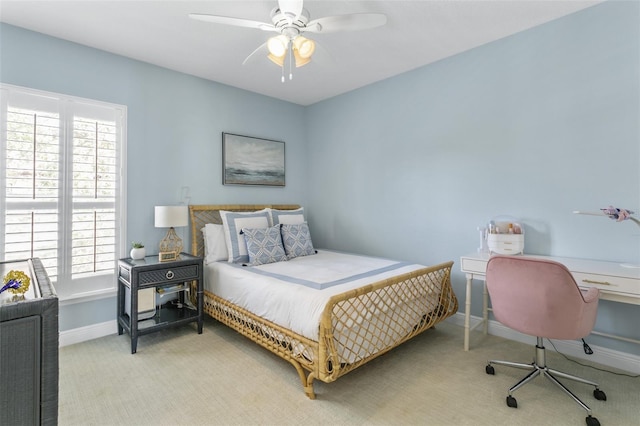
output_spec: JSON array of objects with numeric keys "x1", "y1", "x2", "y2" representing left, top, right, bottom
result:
[{"x1": 485, "y1": 256, "x2": 607, "y2": 426}]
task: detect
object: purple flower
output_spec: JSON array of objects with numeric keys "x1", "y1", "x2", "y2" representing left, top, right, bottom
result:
[
  {"x1": 0, "y1": 279, "x2": 21, "y2": 294},
  {"x1": 601, "y1": 206, "x2": 635, "y2": 222}
]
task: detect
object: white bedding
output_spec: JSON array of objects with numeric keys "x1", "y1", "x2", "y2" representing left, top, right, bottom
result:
[{"x1": 204, "y1": 250, "x2": 425, "y2": 341}]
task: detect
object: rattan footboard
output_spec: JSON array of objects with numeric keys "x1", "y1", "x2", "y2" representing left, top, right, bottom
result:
[{"x1": 190, "y1": 205, "x2": 458, "y2": 399}]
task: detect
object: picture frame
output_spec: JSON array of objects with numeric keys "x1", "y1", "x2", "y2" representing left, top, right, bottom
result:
[{"x1": 222, "y1": 133, "x2": 285, "y2": 186}]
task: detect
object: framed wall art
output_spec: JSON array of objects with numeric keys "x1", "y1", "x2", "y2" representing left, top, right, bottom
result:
[{"x1": 222, "y1": 133, "x2": 285, "y2": 187}]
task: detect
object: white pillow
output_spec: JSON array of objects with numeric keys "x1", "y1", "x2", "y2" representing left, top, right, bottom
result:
[
  {"x1": 220, "y1": 209, "x2": 270, "y2": 263},
  {"x1": 270, "y1": 207, "x2": 305, "y2": 225},
  {"x1": 201, "y1": 224, "x2": 228, "y2": 264}
]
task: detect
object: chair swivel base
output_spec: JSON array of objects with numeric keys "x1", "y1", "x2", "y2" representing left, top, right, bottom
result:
[{"x1": 485, "y1": 338, "x2": 606, "y2": 426}]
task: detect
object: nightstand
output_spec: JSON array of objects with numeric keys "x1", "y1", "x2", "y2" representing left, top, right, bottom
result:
[{"x1": 117, "y1": 253, "x2": 203, "y2": 353}]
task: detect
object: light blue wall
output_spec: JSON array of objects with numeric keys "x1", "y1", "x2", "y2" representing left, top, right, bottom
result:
[
  {"x1": 306, "y1": 1, "x2": 640, "y2": 354},
  {"x1": 1, "y1": 1, "x2": 639, "y2": 356},
  {"x1": 0, "y1": 23, "x2": 308, "y2": 331}
]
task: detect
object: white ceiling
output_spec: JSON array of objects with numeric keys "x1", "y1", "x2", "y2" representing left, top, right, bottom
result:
[{"x1": 0, "y1": 0, "x2": 603, "y2": 106}]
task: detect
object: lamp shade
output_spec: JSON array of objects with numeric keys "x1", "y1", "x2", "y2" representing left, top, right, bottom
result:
[
  {"x1": 293, "y1": 49, "x2": 311, "y2": 68},
  {"x1": 293, "y1": 36, "x2": 315, "y2": 59},
  {"x1": 268, "y1": 53, "x2": 285, "y2": 67},
  {"x1": 154, "y1": 206, "x2": 188, "y2": 228},
  {"x1": 267, "y1": 35, "x2": 288, "y2": 57}
]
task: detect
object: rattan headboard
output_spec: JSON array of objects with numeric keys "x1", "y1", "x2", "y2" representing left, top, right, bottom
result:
[{"x1": 189, "y1": 204, "x2": 300, "y2": 257}]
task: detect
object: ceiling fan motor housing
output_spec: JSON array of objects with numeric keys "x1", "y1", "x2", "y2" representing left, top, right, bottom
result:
[{"x1": 271, "y1": 7, "x2": 319, "y2": 37}]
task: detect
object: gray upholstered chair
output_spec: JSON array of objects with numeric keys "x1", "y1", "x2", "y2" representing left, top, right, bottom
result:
[{"x1": 485, "y1": 256, "x2": 607, "y2": 426}]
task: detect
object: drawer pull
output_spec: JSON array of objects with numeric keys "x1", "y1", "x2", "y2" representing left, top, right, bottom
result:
[
  {"x1": 166, "y1": 270, "x2": 175, "y2": 280},
  {"x1": 582, "y1": 279, "x2": 613, "y2": 286}
]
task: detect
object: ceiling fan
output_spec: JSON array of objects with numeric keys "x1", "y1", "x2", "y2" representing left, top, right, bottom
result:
[{"x1": 189, "y1": 0, "x2": 387, "y2": 82}]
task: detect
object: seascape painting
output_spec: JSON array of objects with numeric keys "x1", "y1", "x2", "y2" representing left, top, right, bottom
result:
[{"x1": 223, "y1": 133, "x2": 285, "y2": 186}]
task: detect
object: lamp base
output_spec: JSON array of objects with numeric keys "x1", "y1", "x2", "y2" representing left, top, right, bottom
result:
[{"x1": 158, "y1": 227, "x2": 183, "y2": 262}]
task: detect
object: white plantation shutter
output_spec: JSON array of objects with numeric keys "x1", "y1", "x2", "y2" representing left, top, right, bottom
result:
[
  {"x1": 1, "y1": 84, "x2": 127, "y2": 298},
  {"x1": 70, "y1": 109, "x2": 119, "y2": 279},
  {"x1": 3, "y1": 100, "x2": 61, "y2": 278}
]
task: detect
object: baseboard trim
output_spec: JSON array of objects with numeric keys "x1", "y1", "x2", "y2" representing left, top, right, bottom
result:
[
  {"x1": 61, "y1": 314, "x2": 640, "y2": 375},
  {"x1": 59, "y1": 320, "x2": 117, "y2": 347},
  {"x1": 446, "y1": 313, "x2": 640, "y2": 375}
]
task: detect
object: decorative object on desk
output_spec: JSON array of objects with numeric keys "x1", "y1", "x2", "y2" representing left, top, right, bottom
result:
[
  {"x1": 486, "y1": 215, "x2": 524, "y2": 255},
  {"x1": 574, "y1": 206, "x2": 640, "y2": 268},
  {"x1": 222, "y1": 133, "x2": 285, "y2": 187},
  {"x1": 477, "y1": 226, "x2": 489, "y2": 253},
  {"x1": 601, "y1": 206, "x2": 639, "y2": 225},
  {"x1": 573, "y1": 206, "x2": 639, "y2": 226},
  {"x1": 1, "y1": 269, "x2": 30, "y2": 295},
  {"x1": 130, "y1": 242, "x2": 146, "y2": 260},
  {"x1": 155, "y1": 205, "x2": 188, "y2": 262}
]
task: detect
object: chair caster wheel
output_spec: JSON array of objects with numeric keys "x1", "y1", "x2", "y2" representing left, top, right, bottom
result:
[
  {"x1": 586, "y1": 415, "x2": 600, "y2": 426},
  {"x1": 593, "y1": 389, "x2": 607, "y2": 401},
  {"x1": 486, "y1": 365, "x2": 495, "y2": 375},
  {"x1": 506, "y1": 395, "x2": 517, "y2": 408}
]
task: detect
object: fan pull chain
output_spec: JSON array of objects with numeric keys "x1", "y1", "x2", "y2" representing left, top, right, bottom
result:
[
  {"x1": 281, "y1": 39, "x2": 289, "y2": 83},
  {"x1": 288, "y1": 41, "x2": 293, "y2": 81}
]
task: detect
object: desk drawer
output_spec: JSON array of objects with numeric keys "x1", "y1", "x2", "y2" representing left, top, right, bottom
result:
[
  {"x1": 573, "y1": 272, "x2": 640, "y2": 296},
  {"x1": 461, "y1": 258, "x2": 488, "y2": 274}
]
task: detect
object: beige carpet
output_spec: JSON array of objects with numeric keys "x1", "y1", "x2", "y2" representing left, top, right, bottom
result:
[{"x1": 59, "y1": 318, "x2": 639, "y2": 425}]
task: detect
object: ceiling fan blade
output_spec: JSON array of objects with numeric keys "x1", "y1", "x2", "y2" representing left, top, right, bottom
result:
[
  {"x1": 242, "y1": 42, "x2": 268, "y2": 66},
  {"x1": 306, "y1": 39, "x2": 334, "y2": 67},
  {"x1": 188, "y1": 13, "x2": 277, "y2": 32},
  {"x1": 305, "y1": 13, "x2": 387, "y2": 34},
  {"x1": 278, "y1": 0, "x2": 304, "y2": 21}
]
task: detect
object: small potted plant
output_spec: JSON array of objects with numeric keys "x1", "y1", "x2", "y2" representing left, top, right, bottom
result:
[{"x1": 130, "y1": 242, "x2": 146, "y2": 260}]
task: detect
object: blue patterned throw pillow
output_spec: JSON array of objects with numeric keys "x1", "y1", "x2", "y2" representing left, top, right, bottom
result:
[
  {"x1": 281, "y1": 222, "x2": 315, "y2": 259},
  {"x1": 242, "y1": 225, "x2": 288, "y2": 266}
]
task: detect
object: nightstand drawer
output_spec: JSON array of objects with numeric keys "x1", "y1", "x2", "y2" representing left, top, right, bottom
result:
[{"x1": 138, "y1": 265, "x2": 199, "y2": 285}]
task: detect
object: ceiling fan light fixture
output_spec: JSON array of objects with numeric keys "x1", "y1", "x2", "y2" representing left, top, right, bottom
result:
[
  {"x1": 267, "y1": 53, "x2": 286, "y2": 67},
  {"x1": 293, "y1": 36, "x2": 315, "y2": 59},
  {"x1": 267, "y1": 35, "x2": 288, "y2": 57},
  {"x1": 293, "y1": 49, "x2": 311, "y2": 68},
  {"x1": 189, "y1": 1, "x2": 388, "y2": 83}
]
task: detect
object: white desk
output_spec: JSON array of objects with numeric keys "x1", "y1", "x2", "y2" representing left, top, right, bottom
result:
[{"x1": 460, "y1": 252, "x2": 640, "y2": 351}]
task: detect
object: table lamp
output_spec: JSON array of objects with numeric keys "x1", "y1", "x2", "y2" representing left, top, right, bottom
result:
[{"x1": 155, "y1": 205, "x2": 188, "y2": 262}]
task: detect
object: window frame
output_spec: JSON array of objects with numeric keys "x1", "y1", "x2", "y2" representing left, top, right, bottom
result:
[{"x1": 1, "y1": 83, "x2": 127, "y2": 301}]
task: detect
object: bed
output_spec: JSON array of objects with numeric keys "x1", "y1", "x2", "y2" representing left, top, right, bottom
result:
[{"x1": 189, "y1": 204, "x2": 458, "y2": 399}]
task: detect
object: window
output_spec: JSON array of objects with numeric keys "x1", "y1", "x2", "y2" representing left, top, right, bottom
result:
[{"x1": 1, "y1": 84, "x2": 127, "y2": 299}]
